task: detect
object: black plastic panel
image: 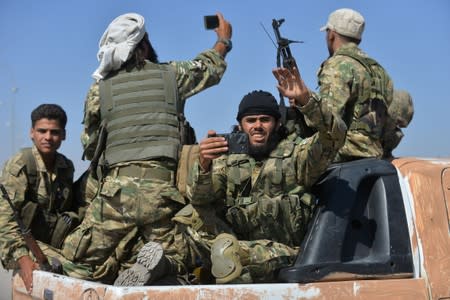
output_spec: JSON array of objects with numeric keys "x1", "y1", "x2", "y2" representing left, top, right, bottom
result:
[{"x1": 278, "y1": 158, "x2": 414, "y2": 283}]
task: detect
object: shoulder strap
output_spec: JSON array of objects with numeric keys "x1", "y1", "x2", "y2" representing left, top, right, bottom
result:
[
  {"x1": 337, "y1": 49, "x2": 378, "y2": 76},
  {"x1": 20, "y1": 147, "x2": 38, "y2": 192},
  {"x1": 337, "y1": 48, "x2": 389, "y2": 104}
]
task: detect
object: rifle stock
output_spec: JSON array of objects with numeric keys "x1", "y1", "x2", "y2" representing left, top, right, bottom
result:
[{"x1": 0, "y1": 184, "x2": 53, "y2": 272}]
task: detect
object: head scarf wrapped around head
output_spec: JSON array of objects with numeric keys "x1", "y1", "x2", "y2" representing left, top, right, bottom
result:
[{"x1": 92, "y1": 13, "x2": 146, "y2": 81}]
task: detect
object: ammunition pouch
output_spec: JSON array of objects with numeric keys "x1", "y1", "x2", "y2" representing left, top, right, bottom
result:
[
  {"x1": 50, "y1": 211, "x2": 80, "y2": 249},
  {"x1": 226, "y1": 193, "x2": 315, "y2": 245},
  {"x1": 225, "y1": 197, "x2": 258, "y2": 237}
]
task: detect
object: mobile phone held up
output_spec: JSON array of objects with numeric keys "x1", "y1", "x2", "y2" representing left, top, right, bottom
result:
[
  {"x1": 204, "y1": 15, "x2": 219, "y2": 30},
  {"x1": 217, "y1": 132, "x2": 249, "y2": 154}
]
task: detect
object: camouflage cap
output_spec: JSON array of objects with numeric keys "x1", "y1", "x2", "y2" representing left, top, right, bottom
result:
[
  {"x1": 389, "y1": 90, "x2": 414, "y2": 128},
  {"x1": 320, "y1": 8, "x2": 365, "y2": 40}
]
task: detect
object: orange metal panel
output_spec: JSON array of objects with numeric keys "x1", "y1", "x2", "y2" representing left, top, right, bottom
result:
[{"x1": 393, "y1": 157, "x2": 450, "y2": 300}]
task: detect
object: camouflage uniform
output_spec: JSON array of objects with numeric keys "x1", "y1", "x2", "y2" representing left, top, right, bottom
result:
[
  {"x1": 186, "y1": 95, "x2": 347, "y2": 283},
  {"x1": 61, "y1": 49, "x2": 227, "y2": 282},
  {"x1": 0, "y1": 145, "x2": 76, "y2": 269},
  {"x1": 382, "y1": 90, "x2": 414, "y2": 159},
  {"x1": 316, "y1": 43, "x2": 394, "y2": 162}
]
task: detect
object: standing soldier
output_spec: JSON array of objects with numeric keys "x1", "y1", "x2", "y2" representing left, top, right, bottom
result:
[{"x1": 314, "y1": 8, "x2": 394, "y2": 162}]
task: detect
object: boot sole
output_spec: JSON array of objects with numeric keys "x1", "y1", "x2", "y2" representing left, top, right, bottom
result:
[{"x1": 114, "y1": 241, "x2": 165, "y2": 286}]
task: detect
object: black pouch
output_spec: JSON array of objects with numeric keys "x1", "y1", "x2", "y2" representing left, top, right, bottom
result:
[{"x1": 50, "y1": 212, "x2": 80, "y2": 249}]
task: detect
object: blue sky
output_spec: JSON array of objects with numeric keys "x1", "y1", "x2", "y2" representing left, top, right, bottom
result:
[{"x1": 1, "y1": 0, "x2": 449, "y2": 177}]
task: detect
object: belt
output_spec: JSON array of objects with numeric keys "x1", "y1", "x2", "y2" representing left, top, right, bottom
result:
[{"x1": 115, "y1": 165, "x2": 173, "y2": 182}]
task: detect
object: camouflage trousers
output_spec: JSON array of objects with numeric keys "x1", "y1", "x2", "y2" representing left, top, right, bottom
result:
[
  {"x1": 235, "y1": 239, "x2": 298, "y2": 283},
  {"x1": 61, "y1": 168, "x2": 188, "y2": 283},
  {"x1": 39, "y1": 241, "x2": 94, "y2": 280},
  {"x1": 174, "y1": 204, "x2": 298, "y2": 283}
]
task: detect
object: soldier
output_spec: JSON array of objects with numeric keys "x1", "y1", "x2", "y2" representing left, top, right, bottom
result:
[
  {"x1": 382, "y1": 90, "x2": 414, "y2": 159},
  {"x1": 61, "y1": 12, "x2": 233, "y2": 285},
  {"x1": 185, "y1": 64, "x2": 346, "y2": 283},
  {"x1": 310, "y1": 8, "x2": 394, "y2": 162},
  {"x1": 0, "y1": 104, "x2": 79, "y2": 293}
]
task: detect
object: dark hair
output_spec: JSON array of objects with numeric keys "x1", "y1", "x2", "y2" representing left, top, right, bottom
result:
[
  {"x1": 124, "y1": 33, "x2": 159, "y2": 71},
  {"x1": 31, "y1": 104, "x2": 67, "y2": 128}
]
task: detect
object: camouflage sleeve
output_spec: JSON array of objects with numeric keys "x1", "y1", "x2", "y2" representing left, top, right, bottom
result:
[
  {"x1": 80, "y1": 82, "x2": 101, "y2": 161},
  {"x1": 0, "y1": 158, "x2": 31, "y2": 267},
  {"x1": 295, "y1": 94, "x2": 347, "y2": 188},
  {"x1": 170, "y1": 49, "x2": 227, "y2": 101},
  {"x1": 317, "y1": 56, "x2": 360, "y2": 117},
  {"x1": 186, "y1": 157, "x2": 227, "y2": 206}
]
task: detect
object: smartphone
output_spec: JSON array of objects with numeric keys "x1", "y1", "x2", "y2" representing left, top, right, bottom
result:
[
  {"x1": 204, "y1": 15, "x2": 219, "y2": 30},
  {"x1": 216, "y1": 132, "x2": 249, "y2": 154}
]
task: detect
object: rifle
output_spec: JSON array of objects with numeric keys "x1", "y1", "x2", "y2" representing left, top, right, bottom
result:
[
  {"x1": 270, "y1": 19, "x2": 315, "y2": 137},
  {"x1": 0, "y1": 184, "x2": 61, "y2": 273}
]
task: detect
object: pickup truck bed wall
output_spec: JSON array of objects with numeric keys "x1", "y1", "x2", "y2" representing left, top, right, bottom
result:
[{"x1": 11, "y1": 157, "x2": 450, "y2": 299}]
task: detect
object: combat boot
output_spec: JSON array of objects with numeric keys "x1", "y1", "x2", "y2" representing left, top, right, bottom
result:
[
  {"x1": 114, "y1": 241, "x2": 174, "y2": 286},
  {"x1": 211, "y1": 233, "x2": 248, "y2": 284}
]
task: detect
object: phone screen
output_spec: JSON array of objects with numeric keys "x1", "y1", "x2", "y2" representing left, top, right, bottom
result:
[{"x1": 204, "y1": 15, "x2": 219, "y2": 30}]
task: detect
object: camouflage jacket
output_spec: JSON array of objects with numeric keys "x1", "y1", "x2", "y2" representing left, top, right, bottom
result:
[
  {"x1": 316, "y1": 43, "x2": 394, "y2": 162},
  {"x1": 187, "y1": 95, "x2": 347, "y2": 246},
  {"x1": 81, "y1": 49, "x2": 227, "y2": 163},
  {"x1": 0, "y1": 145, "x2": 74, "y2": 268}
]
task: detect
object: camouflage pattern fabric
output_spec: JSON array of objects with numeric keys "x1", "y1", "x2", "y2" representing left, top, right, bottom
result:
[
  {"x1": 63, "y1": 48, "x2": 227, "y2": 282},
  {"x1": 61, "y1": 168, "x2": 188, "y2": 282},
  {"x1": 316, "y1": 43, "x2": 394, "y2": 162},
  {"x1": 382, "y1": 90, "x2": 414, "y2": 158},
  {"x1": 0, "y1": 145, "x2": 74, "y2": 269},
  {"x1": 233, "y1": 240, "x2": 298, "y2": 283},
  {"x1": 185, "y1": 95, "x2": 347, "y2": 282},
  {"x1": 389, "y1": 90, "x2": 414, "y2": 128}
]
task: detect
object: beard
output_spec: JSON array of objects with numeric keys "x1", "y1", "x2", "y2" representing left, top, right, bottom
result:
[{"x1": 248, "y1": 129, "x2": 281, "y2": 161}]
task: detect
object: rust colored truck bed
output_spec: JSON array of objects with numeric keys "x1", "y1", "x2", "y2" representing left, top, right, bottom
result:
[{"x1": 11, "y1": 157, "x2": 450, "y2": 299}]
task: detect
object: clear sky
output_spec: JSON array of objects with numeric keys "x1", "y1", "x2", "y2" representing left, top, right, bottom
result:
[{"x1": 1, "y1": 0, "x2": 449, "y2": 178}]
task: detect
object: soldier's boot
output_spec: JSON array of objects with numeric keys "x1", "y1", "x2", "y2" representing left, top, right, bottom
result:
[
  {"x1": 210, "y1": 233, "x2": 249, "y2": 284},
  {"x1": 114, "y1": 241, "x2": 174, "y2": 286}
]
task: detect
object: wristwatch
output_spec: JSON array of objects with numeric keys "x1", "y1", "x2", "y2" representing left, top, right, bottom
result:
[{"x1": 217, "y1": 38, "x2": 232, "y2": 52}]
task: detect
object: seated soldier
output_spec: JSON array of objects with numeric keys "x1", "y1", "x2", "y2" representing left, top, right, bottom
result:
[
  {"x1": 181, "y1": 66, "x2": 347, "y2": 283},
  {"x1": 0, "y1": 104, "x2": 80, "y2": 293}
]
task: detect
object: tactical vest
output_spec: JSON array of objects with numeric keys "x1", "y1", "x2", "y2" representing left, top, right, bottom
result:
[
  {"x1": 335, "y1": 48, "x2": 390, "y2": 139},
  {"x1": 99, "y1": 62, "x2": 181, "y2": 166},
  {"x1": 18, "y1": 148, "x2": 75, "y2": 248},
  {"x1": 223, "y1": 140, "x2": 315, "y2": 247}
]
